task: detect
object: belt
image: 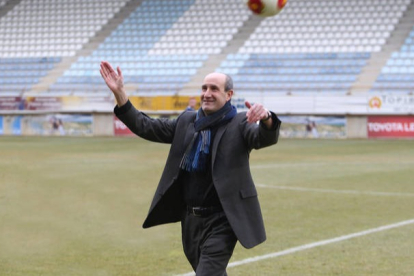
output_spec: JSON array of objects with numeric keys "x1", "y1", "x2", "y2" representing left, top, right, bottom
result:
[{"x1": 186, "y1": 206, "x2": 223, "y2": 217}]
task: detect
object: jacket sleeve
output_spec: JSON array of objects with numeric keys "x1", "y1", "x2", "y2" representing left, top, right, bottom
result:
[
  {"x1": 239, "y1": 111, "x2": 282, "y2": 150},
  {"x1": 114, "y1": 100, "x2": 177, "y2": 144}
]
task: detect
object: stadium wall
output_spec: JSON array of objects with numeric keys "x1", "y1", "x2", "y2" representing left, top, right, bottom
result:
[
  {"x1": 1, "y1": 94, "x2": 414, "y2": 139},
  {"x1": 346, "y1": 116, "x2": 367, "y2": 138},
  {"x1": 2, "y1": 112, "x2": 414, "y2": 139}
]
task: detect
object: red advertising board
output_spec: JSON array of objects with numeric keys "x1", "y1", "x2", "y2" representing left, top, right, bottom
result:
[
  {"x1": 368, "y1": 116, "x2": 414, "y2": 138},
  {"x1": 114, "y1": 116, "x2": 134, "y2": 136}
]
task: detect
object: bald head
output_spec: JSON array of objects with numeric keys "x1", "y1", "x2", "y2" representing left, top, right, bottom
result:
[{"x1": 204, "y1": 72, "x2": 233, "y2": 92}]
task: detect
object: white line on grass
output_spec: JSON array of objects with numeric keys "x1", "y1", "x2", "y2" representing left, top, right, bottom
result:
[
  {"x1": 257, "y1": 184, "x2": 414, "y2": 197},
  {"x1": 251, "y1": 162, "x2": 326, "y2": 169},
  {"x1": 251, "y1": 161, "x2": 414, "y2": 169},
  {"x1": 175, "y1": 218, "x2": 414, "y2": 276}
]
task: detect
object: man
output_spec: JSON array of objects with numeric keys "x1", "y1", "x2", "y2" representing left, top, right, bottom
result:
[
  {"x1": 100, "y1": 61, "x2": 281, "y2": 275},
  {"x1": 185, "y1": 96, "x2": 197, "y2": 111}
]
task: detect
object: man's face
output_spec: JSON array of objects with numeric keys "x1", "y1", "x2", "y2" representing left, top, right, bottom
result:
[{"x1": 201, "y1": 73, "x2": 233, "y2": 115}]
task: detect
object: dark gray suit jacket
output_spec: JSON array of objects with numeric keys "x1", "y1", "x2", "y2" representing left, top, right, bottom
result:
[{"x1": 116, "y1": 101, "x2": 281, "y2": 249}]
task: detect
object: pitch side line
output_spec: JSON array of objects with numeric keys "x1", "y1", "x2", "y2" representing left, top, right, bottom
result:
[
  {"x1": 251, "y1": 161, "x2": 414, "y2": 169},
  {"x1": 257, "y1": 184, "x2": 414, "y2": 197},
  {"x1": 175, "y1": 218, "x2": 414, "y2": 276}
]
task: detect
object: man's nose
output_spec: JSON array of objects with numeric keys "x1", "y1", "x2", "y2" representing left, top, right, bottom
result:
[{"x1": 203, "y1": 89, "x2": 212, "y2": 97}]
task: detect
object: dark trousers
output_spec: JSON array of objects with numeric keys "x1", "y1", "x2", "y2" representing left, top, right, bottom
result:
[{"x1": 181, "y1": 210, "x2": 237, "y2": 276}]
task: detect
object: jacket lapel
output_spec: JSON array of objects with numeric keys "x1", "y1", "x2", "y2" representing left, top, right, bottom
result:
[
  {"x1": 183, "y1": 122, "x2": 195, "y2": 150},
  {"x1": 211, "y1": 124, "x2": 228, "y2": 166}
]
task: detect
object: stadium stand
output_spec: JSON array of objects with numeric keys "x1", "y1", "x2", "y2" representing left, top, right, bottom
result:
[
  {"x1": 372, "y1": 26, "x2": 414, "y2": 94},
  {"x1": 0, "y1": 0, "x2": 414, "y2": 97},
  {"x1": 0, "y1": 57, "x2": 61, "y2": 96},
  {"x1": 51, "y1": 0, "x2": 199, "y2": 96},
  {"x1": 49, "y1": 0, "x2": 251, "y2": 96},
  {"x1": 217, "y1": 53, "x2": 370, "y2": 94},
  {"x1": 216, "y1": 0, "x2": 412, "y2": 95},
  {"x1": 149, "y1": 0, "x2": 249, "y2": 55},
  {"x1": 0, "y1": 0, "x2": 129, "y2": 96},
  {"x1": 0, "y1": 0, "x2": 129, "y2": 58}
]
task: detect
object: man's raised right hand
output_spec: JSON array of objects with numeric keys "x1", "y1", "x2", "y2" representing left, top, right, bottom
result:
[{"x1": 100, "y1": 61, "x2": 128, "y2": 107}]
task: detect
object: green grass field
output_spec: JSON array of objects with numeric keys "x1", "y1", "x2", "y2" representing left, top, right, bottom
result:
[{"x1": 1, "y1": 136, "x2": 414, "y2": 276}]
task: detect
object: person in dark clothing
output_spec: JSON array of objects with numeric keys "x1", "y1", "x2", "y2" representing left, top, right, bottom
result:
[{"x1": 100, "y1": 61, "x2": 281, "y2": 275}]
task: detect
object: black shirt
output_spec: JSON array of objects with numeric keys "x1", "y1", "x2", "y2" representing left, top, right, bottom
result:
[
  {"x1": 179, "y1": 164, "x2": 221, "y2": 208},
  {"x1": 179, "y1": 126, "x2": 221, "y2": 208}
]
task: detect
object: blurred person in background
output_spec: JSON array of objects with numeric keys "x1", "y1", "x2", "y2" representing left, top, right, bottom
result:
[
  {"x1": 100, "y1": 61, "x2": 281, "y2": 276},
  {"x1": 185, "y1": 96, "x2": 197, "y2": 111}
]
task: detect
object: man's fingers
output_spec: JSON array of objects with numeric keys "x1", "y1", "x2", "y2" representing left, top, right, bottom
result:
[
  {"x1": 100, "y1": 67, "x2": 108, "y2": 81},
  {"x1": 244, "y1": 101, "x2": 269, "y2": 123},
  {"x1": 117, "y1": 66, "x2": 122, "y2": 78},
  {"x1": 100, "y1": 62, "x2": 109, "y2": 77},
  {"x1": 101, "y1": 61, "x2": 114, "y2": 75},
  {"x1": 245, "y1": 101, "x2": 256, "y2": 123},
  {"x1": 245, "y1": 101, "x2": 252, "y2": 109},
  {"x1": 100, "y1": 62, "x2": 122, "y2": 82}
]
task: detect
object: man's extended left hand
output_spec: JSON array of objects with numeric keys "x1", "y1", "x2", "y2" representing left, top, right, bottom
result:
[{"x1": 244, "y1": 101, "x2": 269, "y2": 122}]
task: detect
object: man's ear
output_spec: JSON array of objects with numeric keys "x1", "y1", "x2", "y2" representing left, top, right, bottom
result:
[{"x1": 226, "y1": 89, "x2": 234, "y2": 100}]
